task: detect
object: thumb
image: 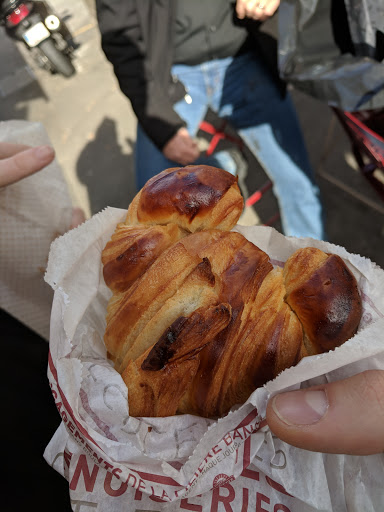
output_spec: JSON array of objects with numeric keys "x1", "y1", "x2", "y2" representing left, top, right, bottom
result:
[{"x1": 266, "y1": 370, "x2": 384, "y2": 455}]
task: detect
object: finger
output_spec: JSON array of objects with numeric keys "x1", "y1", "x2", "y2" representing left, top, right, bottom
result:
[
  {"x1": 179, "y1": 145, "x2": 200, "y2": 165},
  {"x1": 69, "y1": 207, "x2": 86, "y2": 230},
  {"x1": 0, "y1": 142, "x2": 30, "y2": 159},
  {"x1": 266, "y1": 370, "x2": 384, "y2": 455},
  {"x1": 185, "y1": 139, "x2": 199, "y2": 152},
  {"x1": 178, "y1": 133, "x2": 200, "y2": 160},
  {"x1": 263, "y1": 0, "x2": 280, "y2": 17},
  {"x1": 178, "y1": 127, "x2": 198, "y2": 147},
  {"x1": 0, "y1": 145, "x2": 55, "y2": 187},
  {"x1": 244, "y1": 0, "x2": 280, "y2": 20},
  {"x1": 236, "y1": 0, "x2": 247, "y2": 19},
  {"x1": 244, "y1": 0, "x2": 260, "y2": 19},
  {"x1": 186, "y1": 140, "x2": 201, "y2": 159}
]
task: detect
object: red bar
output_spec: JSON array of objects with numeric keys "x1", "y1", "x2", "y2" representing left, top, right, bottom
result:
[{"x1": 245, "y1": 181, "x2": 273, "y2": 207}]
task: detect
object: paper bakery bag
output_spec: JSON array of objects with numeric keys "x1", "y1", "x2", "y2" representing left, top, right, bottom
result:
[{"x1": 44, "y1": 207, "x2": 384, "y2": 511}]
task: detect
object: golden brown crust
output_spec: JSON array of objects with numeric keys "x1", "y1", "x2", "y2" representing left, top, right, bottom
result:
[
  {"x1": 102, "y1": 223, "x2": 186, "y2": 293},
  {"x1": 122, "y1": 303, "x2": 232, "y2": 417},
  {"x1": 141, "y1": 303, "x2": 232, "y2": 371},
  {"x1": 179, "y1": 268, "x2": 303, "y2": 417},
  {"x1": 283, "y1": 247, "x2": 328, "y2": 296},
  {"x1": 102, "y1": 166, "x2": 362, "y2": 419},
  {"x1": 178, "y1": 233, "x2": 274, "y2": 417},
  {"x1": 105, "y1": 241, "x2": 202, "y2": 369},
  {"x1": 126, "y1": 165, "x2": 244, "y2": 233},
  {"x1": 284, "y1": 249, "x2": 362, "y2": 354},
  {"x1": 118, "y1": 254, "x2": 222, "y2": 371},
  {"x1": 123, "y1": 354, "x2": 200, "y2": 418}
]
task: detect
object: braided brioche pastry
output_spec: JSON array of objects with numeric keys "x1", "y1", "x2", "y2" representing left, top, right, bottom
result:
[{"x1": 102, "y1": 165, "x2": 362, "y2": 418}]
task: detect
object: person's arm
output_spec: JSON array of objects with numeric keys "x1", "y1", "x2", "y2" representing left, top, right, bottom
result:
[
  {"x1": 266, "y1": 369, "x2": 384, "y2": 455},
  {"x1": 96, "y1": 0, "x2": 188, "y2": 153},
  {"x1": 0, "y1": 143, "x2": 54, "y2": 187}
]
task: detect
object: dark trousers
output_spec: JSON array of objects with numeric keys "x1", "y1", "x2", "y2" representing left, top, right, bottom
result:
[{"x1": 1, "y1": 309, "x2": 71, "y2": 511}]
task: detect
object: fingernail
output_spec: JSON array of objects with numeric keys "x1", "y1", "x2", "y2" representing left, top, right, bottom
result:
[
  {"x1": 35, "y1": 145, "x2": 54, "y2": 160},
  {"x1": 272, "y1": 390, "x2": 329, "y2": 426}
]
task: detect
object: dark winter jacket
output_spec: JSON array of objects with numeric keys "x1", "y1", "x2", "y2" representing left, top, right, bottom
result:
[{"x1": 96, "y1": 0, "x2": 284, "y2": 150}]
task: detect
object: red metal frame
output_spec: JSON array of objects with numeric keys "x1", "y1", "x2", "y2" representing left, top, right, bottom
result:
[
  {"x1": 199, "y1": 120, "x2": 245, "y2": 156},
  {"x1": 198, "y1": 119, "x2": 280, "y2": 226},
  {"x1": 333, "y1": 108, "x2": 384, "y2": 202}
]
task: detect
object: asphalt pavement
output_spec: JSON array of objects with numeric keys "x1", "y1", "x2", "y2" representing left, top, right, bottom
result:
[{"x1": 1, "y1": 0, "x2": 383, "y2": 268}]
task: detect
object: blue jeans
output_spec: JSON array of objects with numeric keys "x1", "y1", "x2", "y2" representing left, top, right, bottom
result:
[{"x1": 135, "y1": 53, "x2": 324, "y2": 239}]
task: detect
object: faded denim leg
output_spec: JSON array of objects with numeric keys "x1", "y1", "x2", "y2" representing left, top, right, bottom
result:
[{"x1": 211, "y1": 53, "x2": 324, "y2": 239}]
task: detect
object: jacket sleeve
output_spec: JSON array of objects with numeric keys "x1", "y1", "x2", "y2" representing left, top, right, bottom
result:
[{"x1": 95, "y1": 0, "x2": 185, "y2": 150}]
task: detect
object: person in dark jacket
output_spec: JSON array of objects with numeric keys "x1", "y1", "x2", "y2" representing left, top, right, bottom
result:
[{"x1": 96, "y1": 0, "x2": 324, "y2": 239}]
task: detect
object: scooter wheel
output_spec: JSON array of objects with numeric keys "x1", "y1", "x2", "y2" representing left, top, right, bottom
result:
[{"x1": 38, "y1": 38, "x2": 75, "y2": 78}]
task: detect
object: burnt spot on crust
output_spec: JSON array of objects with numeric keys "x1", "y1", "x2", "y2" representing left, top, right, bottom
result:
[
  {"x1": 139, "y1": 166, "x2": 237, "y2": 222},
  {"x1": 141, "y1": 302, "x2": 232, "y2": 372},
  {"x1": 287, "y1": 255, "x2": 362, "y2": 352},
  {"x1": 142, "y1": 317, "x2": 187, "y2": 371},
  {"x1": 194, "y1": 257, "x2": 216, "y2": 286}
]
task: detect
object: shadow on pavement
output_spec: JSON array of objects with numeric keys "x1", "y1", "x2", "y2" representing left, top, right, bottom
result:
[
  {"x1": 76, "y1": 117, "x2": 136, "y2": 214},
  {"x1": 0, "y1": 34, "x2": 48, "y2": 120},
  {"x1": 0, "y1": 80, "x2": 48, "y2": 122}
]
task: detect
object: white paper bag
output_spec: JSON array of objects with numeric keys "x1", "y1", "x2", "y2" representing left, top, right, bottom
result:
[{"x1": 44, "y1": 207, "x2": 384, "y2": 511}]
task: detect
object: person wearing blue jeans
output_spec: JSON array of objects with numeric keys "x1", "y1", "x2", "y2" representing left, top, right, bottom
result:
[{"x1": 97, "y1": 0, "x2": 324, "y2": 240}]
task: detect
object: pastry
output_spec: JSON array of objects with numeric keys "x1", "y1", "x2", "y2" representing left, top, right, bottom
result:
[{"x1": 102, "y1": 165, "x2": 362, "y2": 418}]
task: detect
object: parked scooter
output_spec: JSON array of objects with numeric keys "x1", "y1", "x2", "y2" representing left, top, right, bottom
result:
[{"x1": 0, "y1": 0, "x2": 76, "y2": 77}]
